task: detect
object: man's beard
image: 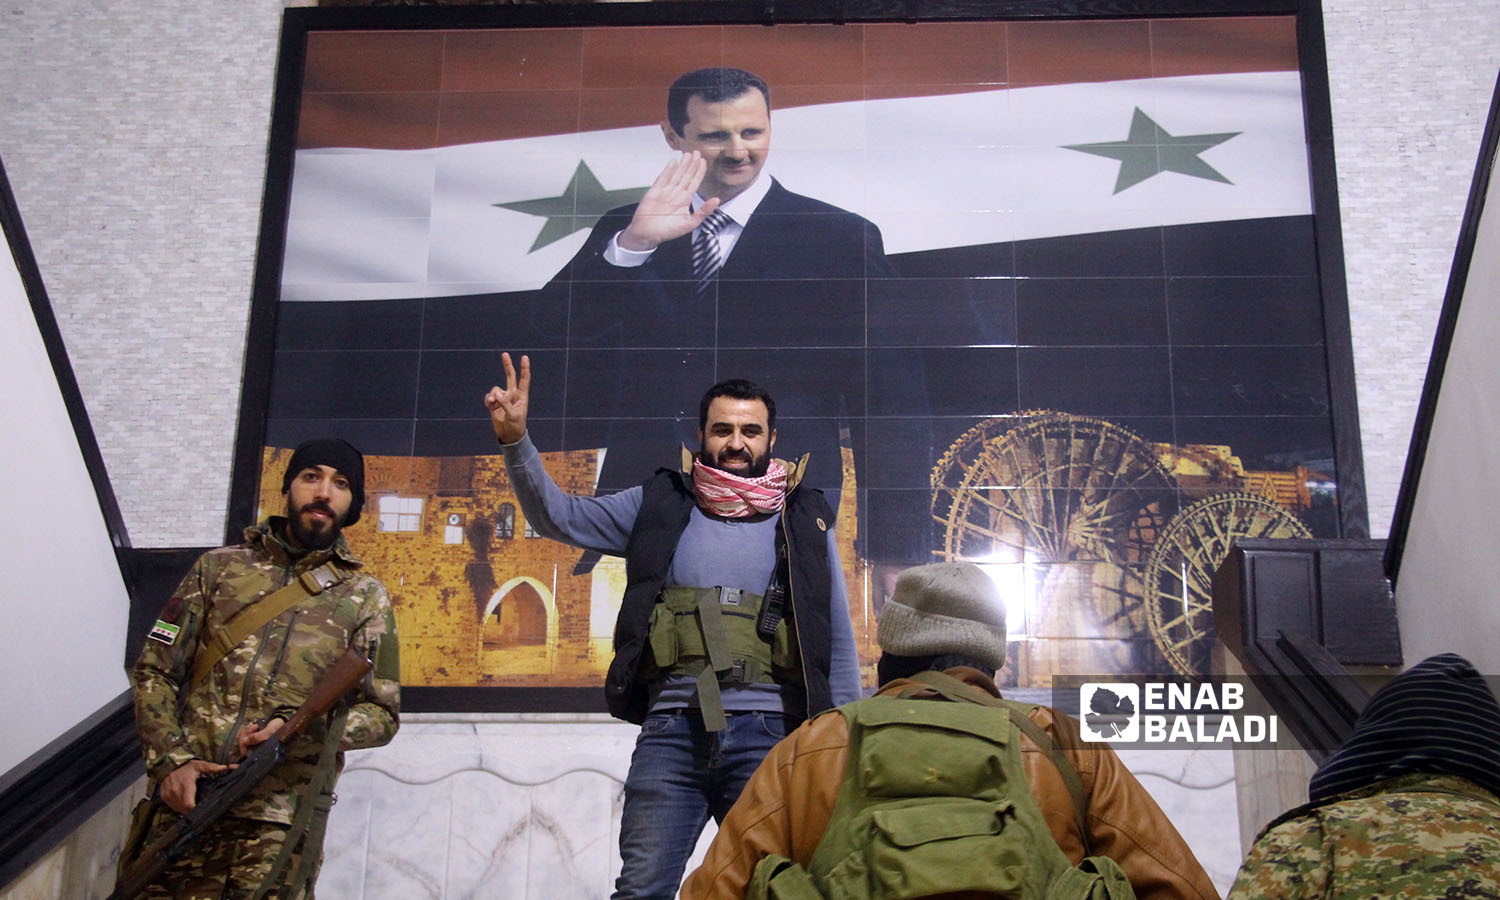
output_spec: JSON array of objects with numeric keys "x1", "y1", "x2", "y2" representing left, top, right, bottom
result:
[
  {"x1": 285, "y1": 499, "x2": 345, "y2": 551},
  {"x1": 699, "y1": 444, "x2": 771, "y2": 478}
]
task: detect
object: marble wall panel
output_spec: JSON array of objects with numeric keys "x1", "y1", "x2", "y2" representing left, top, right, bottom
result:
[{"x1": 319, "y1": 715, "x2": 1238, "y2": 899}]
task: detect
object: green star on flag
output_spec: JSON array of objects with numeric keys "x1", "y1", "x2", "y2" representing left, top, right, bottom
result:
[
  {"x1": 1065, "y1": 108, "x2": 1240, "y2": 194},
  {"x1": 495, "y1": 161, "x2": 648, "y2": 253}
]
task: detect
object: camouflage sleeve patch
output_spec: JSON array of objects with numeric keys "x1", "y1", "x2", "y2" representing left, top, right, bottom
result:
[
  {"x1": 147, "y1": 595, "x2": 188, "y2": 644},
  {"x1": 372, "y1": 632, "x2": 400, "y2": 682},
  {"x1": 148, "y1": 618, "x2": 181, "y2": 645},
  {"x1": 158, "y1": 594, "x2": 185, "y2": 623}
]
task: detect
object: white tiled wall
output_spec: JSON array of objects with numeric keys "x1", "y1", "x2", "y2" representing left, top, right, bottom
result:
[
  {"x1": 1, "y1": 3, "x2": 1498, "y2": 898},
  {"x1": 1322, "y1": 1, "x2": 1500, "y2": 534}
]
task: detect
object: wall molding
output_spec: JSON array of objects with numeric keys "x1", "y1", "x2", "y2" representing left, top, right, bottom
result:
[{"x1": 0, "y1": 692, "x2": 142, "y2": 889}]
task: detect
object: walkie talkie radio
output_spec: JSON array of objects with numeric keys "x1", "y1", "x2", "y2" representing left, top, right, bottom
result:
[{"x1": 756, "y1": 534, "x2": 790, "y2": 640}]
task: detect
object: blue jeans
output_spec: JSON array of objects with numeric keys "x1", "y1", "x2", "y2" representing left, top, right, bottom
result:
[{"x1": 612, "y1": 708, "x2": 790, "y2": 899}]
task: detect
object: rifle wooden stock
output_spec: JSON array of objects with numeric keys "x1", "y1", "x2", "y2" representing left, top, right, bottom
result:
[{"x1": 108, "y1": 644, "x2": 372, "y2": 900}]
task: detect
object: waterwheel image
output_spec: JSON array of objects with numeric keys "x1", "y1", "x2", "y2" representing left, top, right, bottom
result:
[
  {"x1": 931, "y1": 412, "x2": 1178, "y2": 566},
  {"x1": 1144, "y1": 491, "x2": 1312, "y2": 679}
]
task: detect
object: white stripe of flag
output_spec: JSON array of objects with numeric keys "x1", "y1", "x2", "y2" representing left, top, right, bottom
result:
[{"x1": 280, "y1": 71, "x2": 1310, "y2": 302}]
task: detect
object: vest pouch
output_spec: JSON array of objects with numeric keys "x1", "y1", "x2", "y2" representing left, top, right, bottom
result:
[
  {"x1": 651, "y1": 587, "x2": 780, "y2": 686},
  {"x1": 641, "y1": 601, "x2": 678, "y2": 680}
]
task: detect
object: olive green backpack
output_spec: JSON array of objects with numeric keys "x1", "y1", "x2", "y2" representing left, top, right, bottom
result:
[{"x1": 748, "y1": 670, "x2": 1136, "y2": 900}]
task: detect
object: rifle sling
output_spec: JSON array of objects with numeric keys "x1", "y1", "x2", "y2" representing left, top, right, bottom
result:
[
  {"x1": 189, "y1": 562, "x2": 351, "y2": 692},
  {"x1": 251, "y1": 704, "x2": 350, "y2": 900},
  {"x1": 1005, "y1": 704, "x2": 1093, "y2": 857}
]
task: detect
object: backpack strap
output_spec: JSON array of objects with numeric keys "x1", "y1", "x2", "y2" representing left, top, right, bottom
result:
[
  {"x1": 189, "y1": 561, "x2": 352, "y2": 692},
  {"x1": 1004, "y1": 702, "x2": 1093, "y2": 857},
  {"x1": 899, "y1": 669, "x2": 1008, "y2": 706},
  {"x1": 899, "y1": 670, "x2": 1093, "y2": 855}
]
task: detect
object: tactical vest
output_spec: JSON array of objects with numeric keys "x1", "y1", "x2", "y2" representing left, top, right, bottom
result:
[
  {"x1": 749, "y1": 671, "x2": 1137, "y2": 900},
  {"x1": 640, "y1": 583, "x2": 803, "y2": 731},
  {"x1": 604, "y1": 464, "x2": 835, "y2": 725}
]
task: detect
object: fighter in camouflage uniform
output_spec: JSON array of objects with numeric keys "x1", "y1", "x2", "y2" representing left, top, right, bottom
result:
[
  {"x1": 1228, "y1": 653, "x2": 1500, "y2": 899},
  {"x1": 127, "y1": 439, "x2": 400, "y2": 900}
]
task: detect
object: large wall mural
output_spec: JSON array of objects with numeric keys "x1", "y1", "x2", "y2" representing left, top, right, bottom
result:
[{"x1": 241, "y1": 8, "x2": 1361, "y2": 704}]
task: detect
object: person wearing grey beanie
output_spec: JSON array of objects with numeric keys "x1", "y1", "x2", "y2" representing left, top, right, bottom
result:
[{"x1": 682, "y1": 560, "x2": 1217, "y2": 900}]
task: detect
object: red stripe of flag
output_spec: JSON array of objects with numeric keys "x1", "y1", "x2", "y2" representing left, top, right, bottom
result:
[{"x1": 297, "y1": 17, "x2": 1297, "y2": 150}]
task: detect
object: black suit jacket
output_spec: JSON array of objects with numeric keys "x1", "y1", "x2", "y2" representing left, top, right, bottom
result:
[
  {"x1": 554, "y1": 178, "x2": 895, "y2": 496},
  {"x1": 565, "y1": 177, "x2": 895, "y2": 289}
]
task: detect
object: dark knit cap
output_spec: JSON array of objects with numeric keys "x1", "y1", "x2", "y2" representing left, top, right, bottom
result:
[
  {"x1": 1308, "y1": 652, "x2": 1500, "y2": 802},
  {"x1": 282, "y1": 438, "x2": 365, "y2": 526}
]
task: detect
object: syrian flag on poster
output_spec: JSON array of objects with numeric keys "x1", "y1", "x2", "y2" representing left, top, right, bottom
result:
[{"x1": 279, "y1": 71, "x2": 1311, "y2": 302}]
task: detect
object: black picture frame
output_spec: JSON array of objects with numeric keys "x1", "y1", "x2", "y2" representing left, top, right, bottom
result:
[{"x1": 227, "y1": 0, "x2": 1366, "y2": 711}]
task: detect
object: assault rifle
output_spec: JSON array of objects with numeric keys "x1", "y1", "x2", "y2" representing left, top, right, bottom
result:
[{"x1": 109, "y1": 644, "x2": 371, "y2": 900}]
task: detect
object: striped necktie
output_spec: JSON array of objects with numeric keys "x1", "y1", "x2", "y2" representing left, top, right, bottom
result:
[{"x1": 691, "y1": 209, "x2": 733, "y2": 297}]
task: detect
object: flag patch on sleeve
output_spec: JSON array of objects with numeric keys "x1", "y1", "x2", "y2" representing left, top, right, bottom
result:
[{"x1": 149, "y1": 620, "x2": 180, "y2": 645}]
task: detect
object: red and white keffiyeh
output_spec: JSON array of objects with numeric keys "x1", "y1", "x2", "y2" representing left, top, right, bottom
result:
[{"x1": 691, "y1": 458, "x2": 788, "y2": 517}]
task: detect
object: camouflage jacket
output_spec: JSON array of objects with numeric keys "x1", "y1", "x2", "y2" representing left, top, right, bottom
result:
[
  {"x1": 132, "y1": 518, "x2": 401, "y2": 825},
  {"x1": 1228, "y1": 772, "x2": 1500, "y2": 899}
]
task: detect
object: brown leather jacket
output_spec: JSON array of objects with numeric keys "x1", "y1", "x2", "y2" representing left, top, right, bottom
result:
[{"x1": 681, "y1": 668, "x2": 1219, "y2": 900}]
